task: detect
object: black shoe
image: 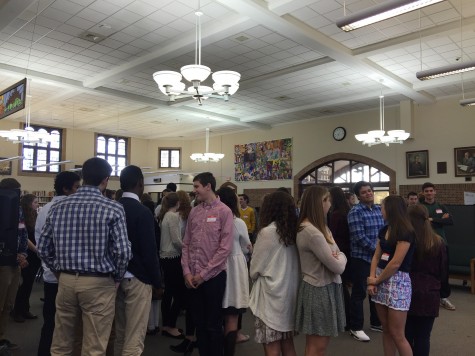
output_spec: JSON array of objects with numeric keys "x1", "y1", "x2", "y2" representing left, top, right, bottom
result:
[
  {"x1": 146, "y1": 327, "x2": 160, "y2": 335},
  {"x1": 23, "y1": 311, "x2": 38, "y2": 319},
  {"x1": 0, "y1": 339, "x2": 19, "y2": 350},
  {"x1": 162, "y1": 330, "x2": 185, "y2": 339},
  {"x1": 170, "y1": 339, "x2": 193, "y2": 353},
  {"x1": 13, "y1": 314, "x2": 25, "y2": 323}
]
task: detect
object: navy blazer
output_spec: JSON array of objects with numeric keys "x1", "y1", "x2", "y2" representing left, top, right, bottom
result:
[{"x1": 119, "y1": 196, "x2": 161, "y2": 289}]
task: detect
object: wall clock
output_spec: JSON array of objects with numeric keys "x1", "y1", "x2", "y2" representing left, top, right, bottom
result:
[{"x1": 333, "y1": 127, "x2": 346, "y2": 141}]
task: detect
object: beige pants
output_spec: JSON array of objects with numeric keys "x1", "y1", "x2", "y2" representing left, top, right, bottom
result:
[
  {"x1": 51, "y1": 273, "x2": 116, "y2": 356},
  {"x1": 114, "y1": 277, "x2": 152, "y2": 356},
  {"x1": 0, "y1": 265, "x2": 20, "y2": 339}
]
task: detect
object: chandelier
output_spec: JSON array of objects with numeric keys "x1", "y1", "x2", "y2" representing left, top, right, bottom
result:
[
  {"x1": 355, "y1": 88, "x2": 410, "y2": 147},
  {"x1": 153, "y1": 2, "x2": 240, "y2": 105},
  {"x1": 190, "y1": 128, "x2": 224, "y2": 163}
]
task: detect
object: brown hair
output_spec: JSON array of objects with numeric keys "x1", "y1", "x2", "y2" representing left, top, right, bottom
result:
[
  {"x1": 258, "y1": 191, "x2": 297, "y2": 246},
  {"x1": 382, "y1": 195, "x2": 414, "y2": 246},
  {"x1": 158, "y1": 192, "x2": 179, "y2": 223},
  {"x1": 20, "y1": 194, "x2": 37, "y2": 231},
  {"x1": 298, "y1": 186, "x2": 333, "y2": 244},
  {"x1": 408, "y1": 204, "x2": 443, "y2": 260},
  {"x1": 176, "y1": 190, "x2": 192, "y2": 221}
]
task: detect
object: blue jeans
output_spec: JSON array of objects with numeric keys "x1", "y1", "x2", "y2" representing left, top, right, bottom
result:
[{"x1": 349, "y1": 257, "x2": 380, "y2": 330}]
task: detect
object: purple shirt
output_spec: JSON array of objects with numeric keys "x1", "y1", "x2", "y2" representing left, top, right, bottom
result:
[{"x1": 181, "y1": 196, "x2": 233, "y2": 281}]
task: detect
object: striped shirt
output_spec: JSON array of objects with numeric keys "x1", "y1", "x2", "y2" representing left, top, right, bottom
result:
[
  {"x1": 347, "y1": 203, "x2": 384, "y2": 263},
  {"x1": 37, "y1": 185, "x2": 131, "y2": 282}
]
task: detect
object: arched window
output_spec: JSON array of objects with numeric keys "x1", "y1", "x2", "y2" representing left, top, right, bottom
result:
[
  {"x1": 297, "y1": 155, "x2": 395, "y2": 204},
  {"x1": 22, "y1": 125, "x2": 63, "y2": 173},
  {"x1": 95, "y1": 134, "x2": 129, "y2": 176}
]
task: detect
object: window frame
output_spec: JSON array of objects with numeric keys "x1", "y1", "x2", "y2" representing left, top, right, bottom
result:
[
  {"x1": 18, "y1": 124, "x2": 65, "y2": 177},
  {"x1": 158, "y1": 147, "x2": 181, "y2": 169},
  {"x1": 94, "y1": 133, "x2": 130, "y2": 177}
]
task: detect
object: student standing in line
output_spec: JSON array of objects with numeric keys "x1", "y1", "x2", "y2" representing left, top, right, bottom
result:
[
  {"x1": 249, "y1": 191, "x2": 299, "y2": 356},
  {"x1": 420, "y1": 182, "x2": 455, "y2": 311},
  {"x1": 36, "y1": 172, "x2": 81, "y2": 356},
  {"x1": 238, "y1": 194, "x2": 256, "y2": 244},
  {"x1": 405, "y1": 205, "x2": 447, "y2": 356},
  {"x1": 367, "y1": 195, "x2": 415, "y2": 356},
  {"x1": 296, "y1": 186, "x2": 347, "y2": 356},
  {"x1": 217, "y1": 187, "x2": 252, "y2": 356},
  {"x1": 181, "y1": 172, "x2": 234, "y2": 356}
]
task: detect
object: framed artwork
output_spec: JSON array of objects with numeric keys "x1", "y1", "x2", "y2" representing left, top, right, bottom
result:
[
  {"x1": 0, "y1": 78, "x2": 27, "y2": 120},
  {"x1": 234, "y1": 138, "x2": 292, "y2": 181},
  {"x1": 406, "y1": 150, "x2": 429, "y2": 178},
  {"x1": 0, "y1": 159, "x2": 13, "y2": 175},
  {"x1": 454, "y1": 146, "x2": 475, "y2": 177}
]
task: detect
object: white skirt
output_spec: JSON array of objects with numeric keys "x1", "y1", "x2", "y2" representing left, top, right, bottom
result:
[{"x1": 222, "y1": 253, "x2": 249, "y2": 309}]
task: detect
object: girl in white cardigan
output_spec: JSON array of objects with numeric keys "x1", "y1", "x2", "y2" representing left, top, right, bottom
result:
[{"x1": 249, "y1": 191, "x2": 300, "y2": 356}]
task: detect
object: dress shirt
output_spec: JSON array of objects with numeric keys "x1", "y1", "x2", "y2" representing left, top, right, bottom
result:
[
  {"x1": 35, "y1": 195, "x2": 66, "y2": 283},
  {"x1": 38, "y1": 185, "x2": 131, "y2": 282},
  {"x1": 181, "y1": 196, "x2": 233, "y2": 281},
  {"x1": 347, "y1": 202, "x2": 384, "y2": 263}
]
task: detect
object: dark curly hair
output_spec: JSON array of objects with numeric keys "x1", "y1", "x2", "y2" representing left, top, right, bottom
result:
[{"x1": 258, "y1": 191, "x2": 297, "y2": 246}]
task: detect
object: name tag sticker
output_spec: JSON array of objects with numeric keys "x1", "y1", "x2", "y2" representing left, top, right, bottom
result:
[
  {"x1": 381, "y1": 253, "x2": 390, "y2": 261},
  {"x1": 436, "y1": 209, "x2": 443, "y2": 214},
  {"x1": 18, "y1": 222, "x2": 25, "y2": 229},
  {"x1": 207, "y1": 216, "x2": 217, "y2": 223}
]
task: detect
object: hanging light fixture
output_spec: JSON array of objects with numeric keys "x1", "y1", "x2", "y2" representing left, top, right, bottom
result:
[
  {"x1": 153, "y1": 1, "x2": 240, "y2": 105},
  {"x1": 336, "y1": 0, "x2": 444, "y2": 32},
  {"x1": 416, "y1": 59, "x2": 475, "y2": 80},
  {"x1": 355, "y1": 84, "x2": 410, "y2": 146},
  {"x1": 460, "y1": 98, "x2": 475, "y2": 106},
  {"x1": 0, "y1": 156, "x2": 24, "y2": 163},
  {"x1": 190, "y1": 128, "x2": 224, "y2": 162}
]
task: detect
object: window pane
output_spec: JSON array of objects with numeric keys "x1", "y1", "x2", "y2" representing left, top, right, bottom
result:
[
  {"x1": 50, "y1": 131, "x2": 60, "y2": 149},
  {"x1": 108, "y1": 138, "x2": 116, "y2": 155},
  {"x1": 334, "y1": 160, "x2": 350, "y2": 183},
  {"x1": 97, "y1": 155, "x2": 105, "y2": 160},
  {"x1": 118, "y1": 139, "x2": 126, "y2": 155},
  {"x1": 50, "y1": 165, "x2": 59, "y2": 173},
  {"x1": 97, "y1": 136, "x2": 105, "y2": 153},
  {"x1": 160, "y1": 150, "x2": 169, "y2": 168},
  {"x1": 37, "y1": 149, "x2": 47, "y2": 162},
  {"x1": 170, "y1": 150, "x2": 180, "y2": 168},
  {"x1": 351, "y1": 163, "x2": 370, "y2": 182},
  {"x1": 50, "y1": 150, "x2": 59, "y2": 162},
  {"x1": 317, "y1": 165, "x2": 331, "y2": 183},
  {"x1": 37, "y1": 129, "x2": 49, "y2": 148}
]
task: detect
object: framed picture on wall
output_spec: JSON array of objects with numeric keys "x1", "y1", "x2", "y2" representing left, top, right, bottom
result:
[
  {"x1": 454, "y1": 146, "x2": 475, "y2": 177},
  {"x1": 0, "y1": 158, "x2": 13, "y2": 175},
  {"x1": 406, "y1": 150, "x2": 429, "y2": 178}
]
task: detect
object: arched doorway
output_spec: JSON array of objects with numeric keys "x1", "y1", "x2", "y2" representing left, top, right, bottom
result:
[{"x1": 293, "y1": 153, "x2": 396, "y2": 202}]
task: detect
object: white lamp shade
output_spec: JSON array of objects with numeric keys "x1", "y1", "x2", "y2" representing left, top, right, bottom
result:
[
  {"x1": 153, "y1": 71, "x2": 182, "y2": 86},
  {"x1": 388, "y1": 130, "x2": 410, "y2": 140},
  {"x1": 181, "y1": 64, "x2": 211, "y2": 82},
  {"x1": 379, "y1": 136, "x2": 394, "y2": 143},
  {"x1": 212, "y1": 70, "x2": 241, "y2": 85},
  {"x1": 158, "y1": 82, "x2": 185, "y2": 95},
  {"x1": 355, "y1": 134, "x2": 368, "y2": 142},
  {"x1": 187, "y1": 85, "x2": 213, "y2": 95},
  {"x1": 213, "y1": 83, "x2": 239, "y2": 95},
  {"x1": 368, "y1": 130, "x2": 385, "y2": 138}
]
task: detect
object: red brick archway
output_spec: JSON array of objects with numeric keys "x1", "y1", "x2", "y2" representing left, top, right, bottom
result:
[{"x1": 293, "y1": 152, "x2": 396, "y2": 198}]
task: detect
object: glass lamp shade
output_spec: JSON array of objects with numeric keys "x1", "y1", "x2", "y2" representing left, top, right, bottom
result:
[
  {"x1": 190, "y1": 152, "x2": 224, "y2": 162},
  {"x1": 153, "y1": 71, "x2": 183, "y2": 86},
  {"x1": 212, "y1": 70, "x2": 241, "y2": 85},
  {"x1": 388, "y1": 130, "x2": 410, "y2": 140},
  {"x1": 180, "y1": 64, "x2": 211, "y2": 82},
  {"x1": 187, "y1": 85, "x2": 213, "y2": 95},
  {"x1": 213, "y1": 83, "x2": 239, "y2": 95},
  {"x1": 379, "y1": 136, "x2": 394, "y2": 144},
  {"x1": 355, "y1": 134, "x2": 369, "y2": 142},
  {"x1": 158, "y1": 81, "x2": 185, "y2": 95},
  {"x1": 368, "y1": 130, "x2": 385, "y2": 138}
]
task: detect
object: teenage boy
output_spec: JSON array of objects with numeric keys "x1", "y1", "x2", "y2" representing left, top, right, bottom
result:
[
  {"x1": 239, "y1": 194, "x2": 256, "y2": 243},
  {"x1": 421, "y1": 182, "x2": 455, "y2": 311},
  {"x1": 181, "y1": 172, "x2": 233, "y2": 356}
]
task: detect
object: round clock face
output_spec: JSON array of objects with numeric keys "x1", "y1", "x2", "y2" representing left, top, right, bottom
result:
[{"x1": 333, "y1": 127, "x2": 346, "y2": 141}]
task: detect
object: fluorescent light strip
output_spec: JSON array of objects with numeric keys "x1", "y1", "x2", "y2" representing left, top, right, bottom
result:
[
  {"x1": 336, "y1": 0, "x2": 444, "y2": 32},
  {"x1": 416, "y1": 59, "x2": 475, "y2": 80},
  {"x1": 460, "y1": 98, "x2": 475, "y2": 106},
  {"x1": 0, "y1": 156, "x2": 24, "y2": 163},
  {"x1": 30, "y1": 160, "x2": 72, "y2": 169}
]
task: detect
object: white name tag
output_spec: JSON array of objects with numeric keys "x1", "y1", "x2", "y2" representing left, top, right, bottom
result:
[
  {"x1": 381, "y1": 253, "x2": 390, "y2": 261},
  {"x1": 207, "y1": 216, "x2": 217, "y2": 222}
]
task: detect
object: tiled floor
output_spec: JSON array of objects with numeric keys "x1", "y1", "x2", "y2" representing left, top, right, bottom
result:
[{"x1": 4, "y1": 281, "x2": 474, "y2": 355}]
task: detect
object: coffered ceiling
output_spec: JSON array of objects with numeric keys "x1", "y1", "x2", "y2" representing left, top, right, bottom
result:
[{"x1": 0, "y1": 0, "x2": 474, "y2": 140}]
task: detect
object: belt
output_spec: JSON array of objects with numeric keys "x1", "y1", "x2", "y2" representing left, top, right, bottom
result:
[{"x1": 61, "y1": 270, "x2": 112, "y2": 278}]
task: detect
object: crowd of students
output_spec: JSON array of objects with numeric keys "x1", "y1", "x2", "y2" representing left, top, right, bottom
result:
[{"x1": 0, "y1": 165, "x2": 451, "y2": 356}]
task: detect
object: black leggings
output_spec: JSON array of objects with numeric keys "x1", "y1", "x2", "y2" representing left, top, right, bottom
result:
[
  {"x1": 160, "y1": 256, "x2": 187, "y2": 328},
  {"x1": 405, "y1": 315, "x2": 435, "y2": 356}
]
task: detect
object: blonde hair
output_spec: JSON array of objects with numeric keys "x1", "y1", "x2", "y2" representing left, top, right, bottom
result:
[{"x1": 298, "y1": 186, "x2": 333, "y2": 244}]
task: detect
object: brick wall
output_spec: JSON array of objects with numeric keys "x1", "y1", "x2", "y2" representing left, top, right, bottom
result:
[{"x1": 399, "y1": 183, "x2": 475, "y2": 205}]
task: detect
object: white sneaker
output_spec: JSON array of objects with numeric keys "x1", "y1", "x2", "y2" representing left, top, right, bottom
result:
[
  {"x1": 440, "y1": 298, "x2": 456, "y2": 311},
  {"x1": 350, "y1": 329, "x2": 370, "y2": 342}
]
